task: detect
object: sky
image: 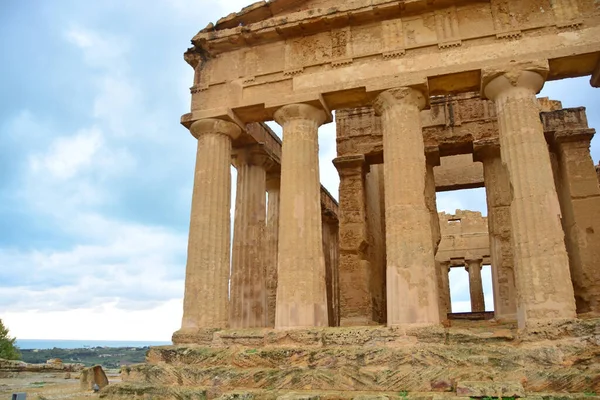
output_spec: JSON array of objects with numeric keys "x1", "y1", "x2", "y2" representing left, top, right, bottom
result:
[{"x1": 1, "y1": 1, "x2": 598, "y2": 341}]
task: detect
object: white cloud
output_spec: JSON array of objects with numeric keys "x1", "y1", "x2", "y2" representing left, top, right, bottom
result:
[
  {"x1": 3, "y1": 299, "x2": 182, "y2": 341},
  {"x1": 30, "y1": 127, "x2": 104, "y2": 180},
  {"x1": 65, "y1": 27, "x2": 131, "y2": 72}
]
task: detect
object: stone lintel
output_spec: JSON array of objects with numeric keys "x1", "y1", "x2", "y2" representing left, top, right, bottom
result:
[
  {"x1": 472, "y1": 138, "x2": 501, "y2": 162},
  {"x1": 190, "y1": 0, "x2": 468, "y2": 54},
  {"x1": 425, "y1": 145, "x2": 441, "y2": 167}
]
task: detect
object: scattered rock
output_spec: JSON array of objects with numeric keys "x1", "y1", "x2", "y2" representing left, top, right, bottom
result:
[{"x1": 80, "y1": 365, "x2": 109, "y2": 390}]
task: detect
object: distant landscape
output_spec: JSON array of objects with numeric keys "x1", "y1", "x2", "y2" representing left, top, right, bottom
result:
[
  {"x1": 15, "y1": 340, "x2": 171, "y2": 369},
  {"x1": 19, "y1": 346, "x2": 151, "y2": 369}
]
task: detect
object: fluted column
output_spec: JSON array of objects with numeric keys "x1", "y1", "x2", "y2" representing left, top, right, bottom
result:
[
  {"x1": 474, "y1": 141, "x2": 517, "y2": 320},
  {"x1": 437, "y1": 261, "x2": 452, "y2": 316},
  {"x1": 174, "y1": 118, "x2": 240, "y2": 344},
  {"x1": 229, "y1": 147, "x2": 270, "y2": 328},
  {"x1": 466, "y1": 259, "x2": 485, "y2": 312},
  {"x1": 483, "y1": 62, "x2": 576, "y2": 327},
  {"x1": 374, "y1": 87, "x2": 440, "y2": 326},
  {"x1": 265, "y1": 174, "x2": 281, "y2": 327},
  {"x1": 274, "y1": 103, "x2": 328, "y2": 329}
]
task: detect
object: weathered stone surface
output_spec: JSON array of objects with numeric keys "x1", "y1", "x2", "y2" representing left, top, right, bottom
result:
[
  {"x1": 274, "y1": 103, "x2": 328, "y2": 329},
  {"x1": 550, "y1": 127, "x2": 600, "y2": 314},
  {"x1": 277, "y1": 394, "x2": 319, "y2": 400},
  {"x1": 374, "y1": 86, "x2": 440, "y2": 326},
  {"x1": 455, "y1": 381, "x2": 525, "y2": 398},
  {"x1": 483, "y1": 64, "x2": 577, "y2": 328},
  {"x1": 436, "y1": 211, "x2": 490, "y2": 266}
]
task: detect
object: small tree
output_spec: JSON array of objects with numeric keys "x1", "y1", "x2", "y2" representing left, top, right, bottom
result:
[{"x1": 0, "y1": 318, "x2": 20, "y2": 360}]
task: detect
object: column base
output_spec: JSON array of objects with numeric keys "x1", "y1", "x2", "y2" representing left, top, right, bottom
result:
[
  {"x1": 339, "y1": 316, "x2": 380, "y2": 327},
  {"x1": 172, "y1": 328, "x2": 221, "y2": 345}
]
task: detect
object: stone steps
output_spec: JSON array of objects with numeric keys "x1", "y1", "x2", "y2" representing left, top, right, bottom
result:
[
  {"x1": 120, "y1": 362, "x2": 600, "y2": 394},
  {"x1": 102, "y1": 319, "x2": 600, "y2": 400},
  {"x1": 101, "y1": 383, "x2": 600, "y2": 400},
  {"x1": 146, "y1": 341, "x2": 593, "y2": 370}
]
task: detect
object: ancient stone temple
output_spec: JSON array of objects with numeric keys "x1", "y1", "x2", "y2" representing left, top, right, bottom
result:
[{"x1": 105, "y1": 0, "x2": 600, "y2": 399}]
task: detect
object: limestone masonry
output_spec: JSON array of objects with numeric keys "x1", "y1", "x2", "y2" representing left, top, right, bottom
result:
[{"x1": 104, "y1": 0, "x2": 600, "y2": 399}]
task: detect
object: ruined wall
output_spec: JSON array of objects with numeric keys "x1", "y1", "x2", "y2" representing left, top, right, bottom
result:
[
  {"x1": 545, "y1": 109, "x2": 600, "y2": 314},
  {"x1": 436, "y1": 211, "x2": 490, "y2": 264},
  {"x1": 435, "y1": 154, "x2": 484, "y2": 192}
]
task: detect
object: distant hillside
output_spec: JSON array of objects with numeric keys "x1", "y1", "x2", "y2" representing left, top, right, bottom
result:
[{"x1": 20, "y1": 346, "x2": 149, "y2": 369}]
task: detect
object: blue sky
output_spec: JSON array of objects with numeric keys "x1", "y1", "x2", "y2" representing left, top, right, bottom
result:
[{"x1": 1, "y1": 1, "x2": 598, "y2": 340}]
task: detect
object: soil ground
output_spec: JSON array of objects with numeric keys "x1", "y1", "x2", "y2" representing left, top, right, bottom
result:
[{"x1": 0, "y1": 370, "x2": 120, "y2": 400}]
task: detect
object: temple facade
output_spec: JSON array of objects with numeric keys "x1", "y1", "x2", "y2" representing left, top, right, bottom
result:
[{"x1": 103, "y1": 1, "x2": 600, "y2": 398}]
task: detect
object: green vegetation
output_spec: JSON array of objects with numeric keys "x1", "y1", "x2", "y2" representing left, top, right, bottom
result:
[
  {"x1": 398, "y1": 391, "x2": 408, "y2": 398},
  {"x1": 0, "y1": 318, "x2": 20, "y2": 360},
  {"x1": 20, "y1": 346, "x2": 149, "y2": 369}
]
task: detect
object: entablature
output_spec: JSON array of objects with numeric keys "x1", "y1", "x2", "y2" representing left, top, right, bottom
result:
[{"x1": 183, "y1": 0, "x2": 600, "y2": 128}]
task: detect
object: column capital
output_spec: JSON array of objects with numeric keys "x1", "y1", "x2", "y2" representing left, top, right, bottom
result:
[
  {"x1": 552, "y1": 129, "x2": 595, "y2": 147},
  {"x1": 232, "y1": 145, "x2": 275, "y2": 169},
  {"x1": 266, "y1": 173, "x2": 281, "y2": 191},
  {"x1": 273, "y1": 103, "x2": 326, "y2": 126},
  {"x1": 465, "y1": 259, "x2": 483, "y2": 272},
  {"x1": 373, "y1": 86, "x2": 427, "y2": 116},
  {"x1": 190, "y1": 118, "x2": 242, "y2": 140},
  {"x1": 439, "y1": 260, "x2": 452, "y2": 273},
  {"x1": 332, "y1": 155, "x2": 366, "y2": 176},
  {"x1": 481, "y1": 60, "x2": 549, "y2": 101}
]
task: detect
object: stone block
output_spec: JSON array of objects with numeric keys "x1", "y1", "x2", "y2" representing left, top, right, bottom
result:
[
  {"x1": 455, "y1": 381, "x2": 525, "y2": 398},
  {"x1": 277, "y1": 394, "x2": 320, "y2": 400},
  {"x1": 80, "y1": 365, "x2": 109, "y2": 390}
]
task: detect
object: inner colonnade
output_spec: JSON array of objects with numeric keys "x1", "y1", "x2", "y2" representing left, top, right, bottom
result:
[{"x1": 172, "y1": 0, "x2": 600, "y2": 344}]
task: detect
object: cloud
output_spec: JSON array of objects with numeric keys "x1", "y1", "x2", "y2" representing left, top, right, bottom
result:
[{"x1": 0, "y1": 216, "x2": 186, "y2": 313}]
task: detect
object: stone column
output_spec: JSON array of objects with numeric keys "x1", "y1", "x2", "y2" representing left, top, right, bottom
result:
[
  {"x1": 552, "y1": 129, "x2": 600, "y2": 314},
  {"x1": 437, "y1": 261, "x2": 452, "y2": 316},
  {"x1": 274, "y1": 103, "x2": 328, "y2": 329},
  {"x1": 474, "y1": 141, "x2": 517, "y2": 320},
  {"x1": 426, "y1": 151, "x2": 445, "y2": 321},
  {"x1": 333, "y1": 155, "x2": 374, "y2": 326},
  {"x1": 374, "y1": 87, "x2": 441, "y2": 326},
  {"x1": 229, "y1": 146, "x2": 270, "y2": 328},
  {"x1": 482, "y1": 62, "x2": 576, "y2": 327},
  {"x1": 322, "y1": 215, "x2": 340, "y2": 327},
  {"x1": 596, "y1": 162, "x2": 600, "y2": 185},
  {"x1": 466, "y1": 259, "x2": 485, "y2": 312},
  {"x1": 174, "y1": 119, "x2": 240, "y2": 344},
  {"x1": 265, "y1": 174, "x2": 280, "y2": 327}
]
